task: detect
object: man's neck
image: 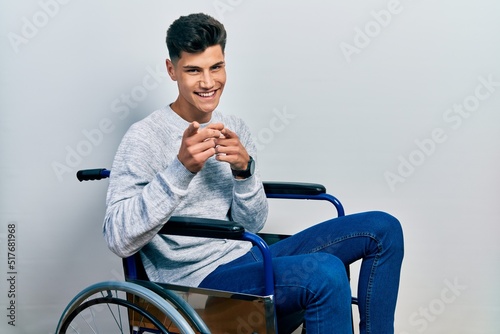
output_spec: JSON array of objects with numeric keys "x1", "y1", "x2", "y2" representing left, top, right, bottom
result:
[{"x1": 170, "y1": 98, "x2": 212, "y2": 124}]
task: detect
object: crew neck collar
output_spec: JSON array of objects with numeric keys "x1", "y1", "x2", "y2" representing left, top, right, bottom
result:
[{"x1": 166, "y1": 104, "x2": 215, "y2": 127}]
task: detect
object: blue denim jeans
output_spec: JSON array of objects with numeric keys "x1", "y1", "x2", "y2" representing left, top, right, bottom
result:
[{"x1": 199, "y1": 211, "x2": 404, "y2": 334}]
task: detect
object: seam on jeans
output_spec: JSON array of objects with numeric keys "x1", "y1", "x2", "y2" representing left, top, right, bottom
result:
[
  {"x1": 365, "y1": 242, "x2": 381, "y2": 334},
  {"x1": 307, "y1": 232, "x2": 378, "y2": 254}
]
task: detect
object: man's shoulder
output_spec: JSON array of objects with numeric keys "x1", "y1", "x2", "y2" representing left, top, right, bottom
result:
[
  {"x1": 119, "y1": 107, "x2": 175, "y2": 145},
  {"x1": 128, "y1": 107, "x2": 179, "y2": 133},
  {"x1": 134, "y1": 107, "x2": 168, "y2": 126}
]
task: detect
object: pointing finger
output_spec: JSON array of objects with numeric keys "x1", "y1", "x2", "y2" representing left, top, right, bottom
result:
[{"x1": 184, "y1": 122, "x2": 200, "y2": 137}]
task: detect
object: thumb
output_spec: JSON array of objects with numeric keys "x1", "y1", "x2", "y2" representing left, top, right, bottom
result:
[{"x1": 221, "y1": 127, "x2": 236, "y2": 138}]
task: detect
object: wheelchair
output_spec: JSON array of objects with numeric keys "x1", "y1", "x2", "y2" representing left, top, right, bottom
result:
[{"x1": 55, "y1": 168, "x2": 354, "y2": 334}]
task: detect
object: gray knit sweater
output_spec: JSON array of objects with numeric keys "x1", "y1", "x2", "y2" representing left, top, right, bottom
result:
[{"x1": 103, "y1": 106, "x2": 268, "y2": 286}]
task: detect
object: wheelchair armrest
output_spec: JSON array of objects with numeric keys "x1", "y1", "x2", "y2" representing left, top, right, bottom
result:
[
  {"x1": 158, "y1": 216, "x2": 245, "y2": 239},
  {"x1": 258, "y1": 232, "x2": 290, "y2": 246},
  {"x1": 263, "y1": 181, "x2": 345, "y2": 217},
  {"x1": 263, "y1": 182, "x2": 326, "y2": 196},
  {"x1": 158, "y1": 216, "x2": 275, "y2": 296}
]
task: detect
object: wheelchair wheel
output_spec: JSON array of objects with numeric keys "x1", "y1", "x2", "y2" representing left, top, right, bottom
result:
[{"x1": 56, "y1": 281, "x2": 198, "y2": 334}]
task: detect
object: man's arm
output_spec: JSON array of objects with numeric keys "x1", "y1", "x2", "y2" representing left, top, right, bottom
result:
[
  {"x1": 103, "y1": 121, "x2": 224, "y2": 258},
  {"x1": 103, "y1": 153, "x2": 195, "y2": 258},
  {"x1": 215, "y1": 122, "x2": 268, "y2": 233}
]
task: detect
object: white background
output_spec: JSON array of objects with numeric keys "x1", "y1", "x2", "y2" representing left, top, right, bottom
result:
[{"x1": 1, "y1": 0, "x2": 499, "y2": 333}]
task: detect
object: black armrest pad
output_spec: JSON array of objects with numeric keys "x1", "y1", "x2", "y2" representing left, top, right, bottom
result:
[
  {"x1": 263, "y1": 182, "x2": 326, "y2": 196},
  {"x1": 258, "y1": 232, "x2": 290, "y2": 246},
  {"x1": 159, "y1": 216, "x2": 245, "y2": 239}
]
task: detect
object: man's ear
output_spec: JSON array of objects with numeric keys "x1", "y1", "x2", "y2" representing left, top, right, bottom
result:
[{"x1": 166, "y1": 59, "x2": 177, "y2": 81}]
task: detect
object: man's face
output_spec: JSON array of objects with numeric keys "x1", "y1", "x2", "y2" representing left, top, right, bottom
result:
[{"x1": 167, "y1": 45, "x2": 226, "y2": 123}]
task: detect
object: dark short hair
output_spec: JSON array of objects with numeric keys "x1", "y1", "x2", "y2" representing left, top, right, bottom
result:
[{"x1": 166, "y1": 13, "x2": 227, "y2": 63}]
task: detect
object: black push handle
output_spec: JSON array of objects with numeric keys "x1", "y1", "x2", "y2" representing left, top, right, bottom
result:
[{"x1": 76, "y1": 168, "x2": 110, "y2": 181}]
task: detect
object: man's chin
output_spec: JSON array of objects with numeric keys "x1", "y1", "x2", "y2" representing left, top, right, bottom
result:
[{"x1": 197, "y1": 101, "x2": 220, "y2": 113}]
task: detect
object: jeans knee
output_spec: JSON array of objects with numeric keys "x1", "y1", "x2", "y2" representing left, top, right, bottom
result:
[
  {"x1": 370, "y1": 211, "x2": 404, "y2": 257},
  {"x1": 309, "y1": 254, "x2": 350, "y2": 296}
]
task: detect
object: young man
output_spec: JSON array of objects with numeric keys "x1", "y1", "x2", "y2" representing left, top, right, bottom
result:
[{"x1": 104, "y1": 13, "x2": 404, "y2": 334}]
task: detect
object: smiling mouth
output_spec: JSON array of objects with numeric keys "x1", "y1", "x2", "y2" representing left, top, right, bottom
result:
[{"x1": 195, "y1": 90, "x2": 217, "y2": 98}]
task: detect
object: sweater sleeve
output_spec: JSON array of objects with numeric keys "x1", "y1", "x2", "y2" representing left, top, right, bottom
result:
[
  {"x1": 228, "y1": 117, "x2": 268, "y2": 233},
  {"x1": 103, "y1": 123, "x2": 195, "y2": 258}
]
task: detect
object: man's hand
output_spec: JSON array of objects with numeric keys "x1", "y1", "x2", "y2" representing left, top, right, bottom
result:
[
  {"x1": 214, "y1": 127, "x2": 250, "y2": 171},
  {"x1": 178, "y1": 122, "x2": 225, "y2": 173}
]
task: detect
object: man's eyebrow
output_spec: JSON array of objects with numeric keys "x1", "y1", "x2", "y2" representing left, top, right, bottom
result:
[
  {"x1": 182, "y1": 61, "x2": 225, "y2": 69},
  {"x1": 182, "y1": 65, "x2": 201, "y2": 69}
]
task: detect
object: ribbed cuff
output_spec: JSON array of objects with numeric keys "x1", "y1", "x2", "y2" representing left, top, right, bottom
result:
[{"x1": 163, "y1": 156, "x2": 197, "y2": 191}]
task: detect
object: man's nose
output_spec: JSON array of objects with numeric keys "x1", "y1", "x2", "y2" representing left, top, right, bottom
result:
[{"x1": 200, "y1": 71, "x2": 214, "y2": 88}]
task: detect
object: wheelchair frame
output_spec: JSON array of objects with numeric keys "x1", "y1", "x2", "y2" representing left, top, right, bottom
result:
[{"x1": 55, "y1": 168, "x2": 348, "y2": 334}]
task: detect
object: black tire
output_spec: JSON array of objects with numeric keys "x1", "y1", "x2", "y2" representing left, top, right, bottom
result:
[{"x1": 55, "y1": 281, "x2": 197, "y2": 334}]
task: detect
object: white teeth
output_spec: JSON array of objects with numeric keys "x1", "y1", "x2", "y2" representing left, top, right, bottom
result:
[{"x1": 198, "y1": 91, "x2": 215, "y2": 97}]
